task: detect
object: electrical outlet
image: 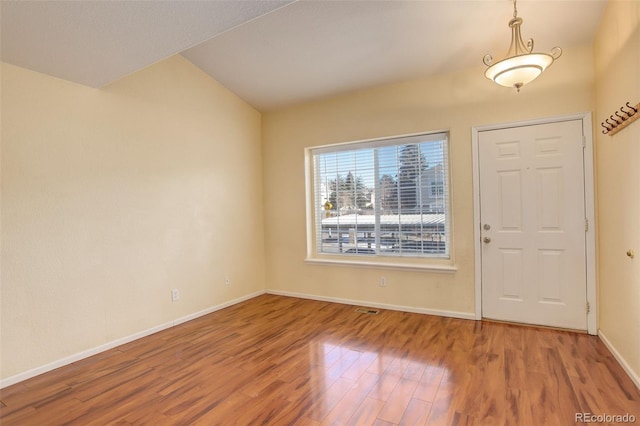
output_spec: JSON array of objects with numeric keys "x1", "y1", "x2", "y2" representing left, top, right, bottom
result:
[
  {"x1": 171, "y1": 289, "x2": 180, "y2": 302},
  {"x1": 379, "y1": 276, "x2": 387, "y2": 287},
  {"x1": 225, "y1": 276, "x2": 230, "y2": 286}
]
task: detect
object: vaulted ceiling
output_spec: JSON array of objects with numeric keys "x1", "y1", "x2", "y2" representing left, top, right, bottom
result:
[{"x1": 1, "y1": 0, "x2": 607, "y2": 111}]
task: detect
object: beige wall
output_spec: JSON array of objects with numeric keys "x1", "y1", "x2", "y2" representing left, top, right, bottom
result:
[
  {"x1": 262, "y1": 45, "x2": 595, "y2": 316},
  {"x1": 0, "y1": 55, "x2": 265, "y2": 380},
  {"x1": 594, "y1": 1, "x2": 640, "y2": 383}
]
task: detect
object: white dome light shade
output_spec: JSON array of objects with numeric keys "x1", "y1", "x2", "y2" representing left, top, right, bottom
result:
[
  {"x1": 483, "y1": 0, "x2": 561, "y2": 92},
  {"x1": 485, "y1": 53, "x2": 554, "y2": 89}
]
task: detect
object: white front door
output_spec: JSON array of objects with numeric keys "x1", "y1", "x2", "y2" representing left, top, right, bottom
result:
[{"x1": 478, "y1": 120, "x2": 587, "y2": 330}]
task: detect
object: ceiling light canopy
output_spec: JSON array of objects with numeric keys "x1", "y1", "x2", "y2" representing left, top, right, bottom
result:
[{"x1": 483, "y1": 0, "x2": 561, "y2": 92}]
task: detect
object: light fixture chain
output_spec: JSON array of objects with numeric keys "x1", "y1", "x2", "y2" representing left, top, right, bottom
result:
[{"x1": 513, "y1": 0, "x2": 518, "y2": 19}]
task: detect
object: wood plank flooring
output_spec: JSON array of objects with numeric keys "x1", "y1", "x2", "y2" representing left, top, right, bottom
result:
[{"x1": 1, "y1": 294, "x2": 639, "y2": 425}]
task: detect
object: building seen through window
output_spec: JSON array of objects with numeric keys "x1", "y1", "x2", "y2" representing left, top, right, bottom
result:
[{"x1": 310, "y1": 132, "x2": 450, "y2": 258}]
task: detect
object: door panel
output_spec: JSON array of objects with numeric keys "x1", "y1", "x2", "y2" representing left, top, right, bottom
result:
[
  {"x1": 479, "y1": 120, "x2": 587, "y2": 330},
  {"x1": 498, "y1": 170, "x2": 523, "y2": 229}
]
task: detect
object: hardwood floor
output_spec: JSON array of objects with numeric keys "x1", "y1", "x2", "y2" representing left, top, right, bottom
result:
[{"x1": 1, "y1": 294, "x2": 639, "y2": 425}]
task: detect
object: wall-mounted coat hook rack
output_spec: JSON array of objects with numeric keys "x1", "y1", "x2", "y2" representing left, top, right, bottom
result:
[{"x1": 602, "y1": 101, "x2": 639, "y2": 136}]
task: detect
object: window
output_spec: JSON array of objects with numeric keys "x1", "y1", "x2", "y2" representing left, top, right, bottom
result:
[
  {"x1": 431, "y1": 178, "x2": 444, "y2": 197},
  {"x1": 307, "y1": 132, "x2": 450, "y2": 262}
]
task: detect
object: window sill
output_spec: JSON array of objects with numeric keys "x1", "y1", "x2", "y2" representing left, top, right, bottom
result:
[{"x1": 304, "y1": 257, "x2": 457, "y2": 273}]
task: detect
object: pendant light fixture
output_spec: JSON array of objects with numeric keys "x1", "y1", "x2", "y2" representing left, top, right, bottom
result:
[{"x1": 483, "y1": 0, "x2": 561, "y2": 91}]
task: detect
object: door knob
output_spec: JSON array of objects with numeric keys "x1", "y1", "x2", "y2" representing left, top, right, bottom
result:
[
  {"x1": 483, "y1": 224, "x2": 491, "y2": 230},
  {"x1": 483, "y1": 237, "x2": 491, "y2": 244}
]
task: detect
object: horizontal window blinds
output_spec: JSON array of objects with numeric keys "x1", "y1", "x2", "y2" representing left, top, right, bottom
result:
[{"x1": 312, "y1": 132, "x2": 449, "y2": 258}]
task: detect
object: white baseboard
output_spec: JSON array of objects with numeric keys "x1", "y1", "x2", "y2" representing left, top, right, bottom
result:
[
  {"x1": 266, "y1": 289, "x2": 476, "y2": 320},
  {"x1": 598, "y1": 330, "x2": 640, "y2": 390},
  {"x1": 0, "y1": 290, "x2": 265, "y2": 389}
]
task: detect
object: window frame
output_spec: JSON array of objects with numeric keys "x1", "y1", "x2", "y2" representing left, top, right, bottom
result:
[{"x1": 305, "y1": 131, "x2": 456, "y2": 272}]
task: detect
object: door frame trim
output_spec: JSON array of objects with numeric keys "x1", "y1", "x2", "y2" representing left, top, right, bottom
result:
[{"x1": 472, "y1": 112, "x2": 597, "y2": 335}]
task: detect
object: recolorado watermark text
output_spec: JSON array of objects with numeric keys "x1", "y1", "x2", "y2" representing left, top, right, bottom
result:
[{"x1": 575, "y1": 413, "x2": 636, "y2": 423}]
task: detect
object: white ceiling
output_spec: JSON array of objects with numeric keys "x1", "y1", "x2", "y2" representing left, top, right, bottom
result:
[{"x1": 1, "y1": 0, "x2": 607, "y2": 111}]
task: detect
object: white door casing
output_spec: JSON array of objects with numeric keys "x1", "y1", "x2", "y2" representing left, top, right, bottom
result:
[{"x1": 472, "y1": 114, "x2": 597, "y2": 334}]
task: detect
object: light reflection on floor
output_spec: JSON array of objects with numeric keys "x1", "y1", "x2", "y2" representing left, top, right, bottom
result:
[{"x1": 303, "y1": 337, "x2": 452, "y2": 423}]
